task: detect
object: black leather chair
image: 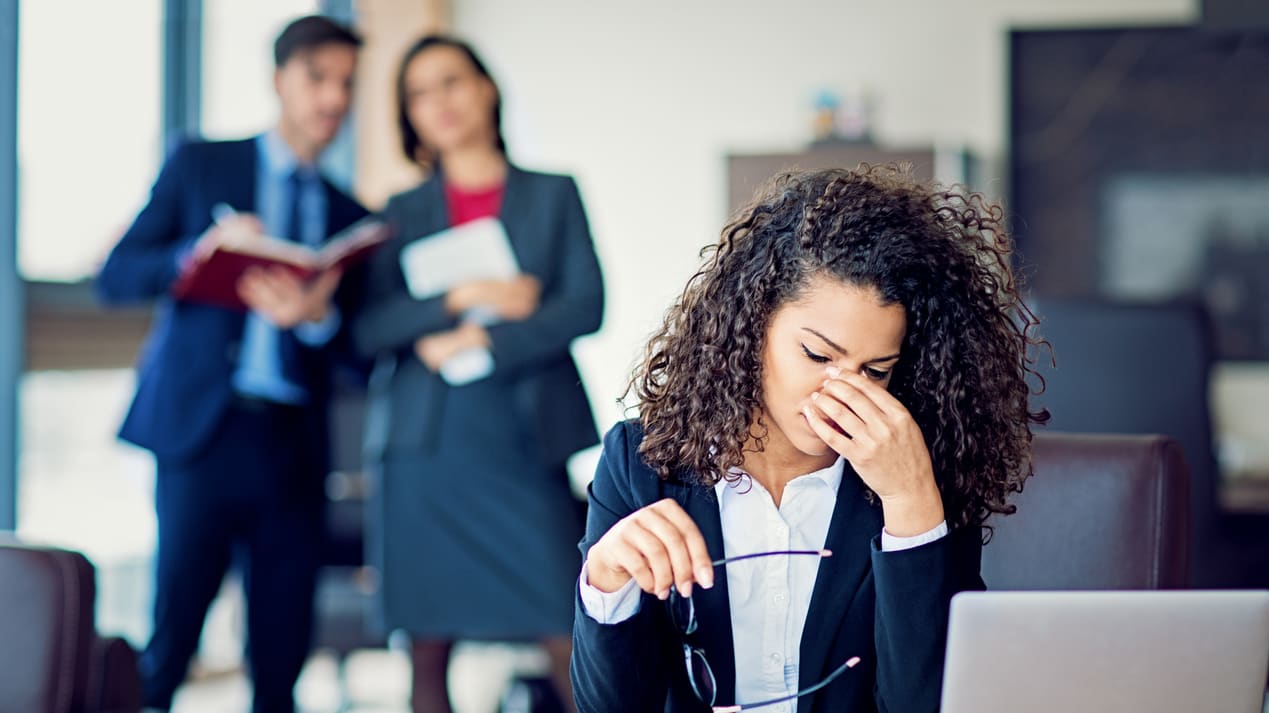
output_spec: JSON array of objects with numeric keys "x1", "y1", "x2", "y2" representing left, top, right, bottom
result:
[
  {"x1": 0, "y1": 538, "x2": 142, "y2": 713},
  {"x1": 1029, "y1": 298, "x2": 1269, "y2": 587},
  {"x1": 982, "y1": 432, "x2": 1190, "y2": 590}
]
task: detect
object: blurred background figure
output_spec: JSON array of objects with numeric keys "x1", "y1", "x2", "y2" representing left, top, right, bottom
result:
[
  {"x1": 94, "y1": 15, "x2": 366, "y2": 713},
  {"x1": 352, "y1": 35, "x2": 603, "y2": 713}
]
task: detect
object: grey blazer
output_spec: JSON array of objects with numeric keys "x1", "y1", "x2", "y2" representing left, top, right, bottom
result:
[{"x1": 353, "y1": 166, "x2": 604, "y2": 468}]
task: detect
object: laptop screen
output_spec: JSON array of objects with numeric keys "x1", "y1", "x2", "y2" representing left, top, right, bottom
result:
[{"x1": 941, "y1": 590, "x2": 1269, "y2": 713}]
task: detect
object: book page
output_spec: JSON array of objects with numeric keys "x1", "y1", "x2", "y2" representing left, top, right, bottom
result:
[
  {"x1": 216, "y1": 229, "x2": 318, "y2": 269},
  {"x1": 317, "y1": 218, "x2": 393, "y2": 269}
]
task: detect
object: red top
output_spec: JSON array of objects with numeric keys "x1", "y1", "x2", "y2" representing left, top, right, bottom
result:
[{"x1": 444, "y1": 181, "x2": 505, "y2": 226}]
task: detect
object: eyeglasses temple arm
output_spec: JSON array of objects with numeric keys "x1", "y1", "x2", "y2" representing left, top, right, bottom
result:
[
  {"x1": 710, "y1": 655, "x2": 860, "y2": 712},
  {"x1": 709, "y1": 548, "x2": 832, "y2": 568}
]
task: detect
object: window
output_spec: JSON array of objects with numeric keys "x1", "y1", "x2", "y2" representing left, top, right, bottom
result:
[
  {"x1": 201, "y1": 0, "x2": 319, "y2": 139},
  {"x1": 17, "y1": 0, "x2": 162, "y2": 282}
]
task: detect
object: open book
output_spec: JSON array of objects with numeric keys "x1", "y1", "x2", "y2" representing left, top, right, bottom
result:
[{"x1": 172, "y1": 218, "x2": 392, "y2": 311}]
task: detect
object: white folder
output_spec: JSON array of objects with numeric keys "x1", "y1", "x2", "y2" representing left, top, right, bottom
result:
[{"x1": 399, "y1": 216, "x2": 520, "y2": 300}]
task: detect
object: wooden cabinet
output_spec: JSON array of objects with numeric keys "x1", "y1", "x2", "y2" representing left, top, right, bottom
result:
[{"x1": 726, "y1": 143, "x2": 966, "y2": 218}]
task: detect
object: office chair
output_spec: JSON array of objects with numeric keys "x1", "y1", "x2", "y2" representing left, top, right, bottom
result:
[
  {"x1": 982, "y1": 432, "x2": 1190, "y2": 589},
  {"x1": 0, "y1": 538, "x2": 143, "y2": 713},
  {"x1": 1027, "y1": 297, "x2": 1269, "y2": 587}
]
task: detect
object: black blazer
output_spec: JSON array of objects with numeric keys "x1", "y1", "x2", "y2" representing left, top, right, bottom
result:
[
  {"x1": 571, "y1": 421, "x2": 985, "y2": 713},
  {"x1": 95, "y1": 137, "x2": 369, "y2": 464},
  {"x1": 353, "y1": 166, "x2": 603, "y2": 467}
]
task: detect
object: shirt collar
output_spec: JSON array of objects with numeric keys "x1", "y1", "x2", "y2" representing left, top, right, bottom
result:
[
  {"x1": 715, "y1": 456, "x2": 845, "y2": 499},
  {"x1": 258, "y1": 129, "x2": 316, "y2": 181}
]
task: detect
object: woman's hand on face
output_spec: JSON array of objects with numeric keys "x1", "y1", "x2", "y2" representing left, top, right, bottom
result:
[
  {"x1": 586, "y1": 498, "x2": 716, "y2": 599},
  {"x1": 803, "y1": 368, "x2": 945, "y2": 535}
]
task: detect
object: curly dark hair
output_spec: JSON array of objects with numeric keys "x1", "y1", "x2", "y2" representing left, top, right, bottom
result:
[{"x1": 626, "y1": 164, "x2": 1048, "y2": 530}]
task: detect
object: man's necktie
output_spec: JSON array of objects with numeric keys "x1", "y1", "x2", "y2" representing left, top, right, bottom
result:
[{"x1": 276, "y1": 170, "x2": 309, "y2": 390}]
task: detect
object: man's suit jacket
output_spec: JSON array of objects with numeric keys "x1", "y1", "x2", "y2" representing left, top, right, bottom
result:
[
  {"x1": 352, "y1": 165, "x2": 603, "y2": 468},
  {"x1": 96, "y1": 137, "x2": 369, "y2": 465},
  {"x1": 571, "y1": 421, "x2": 986, "y2": 713}
]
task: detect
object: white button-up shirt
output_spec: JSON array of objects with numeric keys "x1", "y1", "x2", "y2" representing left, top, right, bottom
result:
[{"x1": 579, "y1": 457, "x2": 948, "y2": 711}]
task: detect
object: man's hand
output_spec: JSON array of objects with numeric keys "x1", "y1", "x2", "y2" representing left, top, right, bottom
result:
[
  {"x1": 187, "y1": 213, "x2": 266, "y2": 267},
  {"x1": 237, "y1": 266, "x2": 343, "y2": 329}
]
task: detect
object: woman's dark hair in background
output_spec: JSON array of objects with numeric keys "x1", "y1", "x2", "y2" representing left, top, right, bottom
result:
[
  {"x1": 395, "y1": 34, "x2": 507, "y2": 169},
  {"x1": 627, "y1": 164, "x2": 1049, "y2": 532},
  {"x1": 273, "y1": 15, "x2": 362, "y2": 67}
]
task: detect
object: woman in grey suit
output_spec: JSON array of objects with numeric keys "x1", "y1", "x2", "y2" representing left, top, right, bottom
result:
[{"x1": 353, "y1": 35, "x2": 602, "y2": 713}]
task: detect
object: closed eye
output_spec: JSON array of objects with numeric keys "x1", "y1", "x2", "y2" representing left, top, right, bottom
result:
[
  {"x1": 801, "y1": 344, "x2": 830, "y2": 364},
  {"x1": 863, "y1": 366, "x2": 890, "y2": 381}
]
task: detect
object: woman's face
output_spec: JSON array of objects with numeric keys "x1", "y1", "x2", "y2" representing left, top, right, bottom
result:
[
  {"x1": 402, "y1": 45, "x2": 497, "y2": 157},
  {"x1": 759, "y1": 274, "x2": 907, "y2": 459}
]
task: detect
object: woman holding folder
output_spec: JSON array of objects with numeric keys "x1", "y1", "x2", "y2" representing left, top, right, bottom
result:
[{"x1": 352, "y1": 35, "x2": 602, "y2": 713}]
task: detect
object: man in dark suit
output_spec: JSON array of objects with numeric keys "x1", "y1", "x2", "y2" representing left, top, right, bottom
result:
[{"x1": 95, "y1": 16, "x2": 368, "y2": 713}]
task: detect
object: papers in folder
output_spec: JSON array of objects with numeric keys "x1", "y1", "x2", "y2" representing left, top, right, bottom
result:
[{"x1": 399, "y1": 216, "x2": 520, "y2": 300}]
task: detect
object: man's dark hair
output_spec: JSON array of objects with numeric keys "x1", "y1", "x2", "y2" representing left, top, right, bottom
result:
[{"x1": 274, "y1": 15, "x2": 362, "y2": 67}]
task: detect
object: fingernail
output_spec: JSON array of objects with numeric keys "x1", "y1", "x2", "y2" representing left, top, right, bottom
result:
[
  {"x1": 657, "y1": 589, "x2": 669, "y2": 600},
  {"x1": 696, "y1": 567, "x2": 714, "y2": 588},
  {"x1": 678, "y1": 582, "x2": 693, "y2": 598},
  {"x1": 810, "y1": 392, "x2": 820, "y2": 401},
  {"x1": 825, "y1": 366, "x2": 841, "y2": 378}
]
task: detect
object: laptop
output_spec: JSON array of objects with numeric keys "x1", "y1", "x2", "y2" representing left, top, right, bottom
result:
[{"x1": 941, "y1": 590, "x2": 1269, "y2": 713}]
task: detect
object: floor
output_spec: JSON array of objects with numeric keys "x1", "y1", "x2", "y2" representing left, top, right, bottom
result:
[{"x1": 173, "y1": 642, "x2": 552, "y2": 713}]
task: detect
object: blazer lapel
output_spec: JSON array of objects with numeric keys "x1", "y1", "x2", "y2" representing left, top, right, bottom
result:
[
  {"x1": 217, "y1": 140, "x2": 258, "y2": 334},
  {"x1": 407, "y1": 173, "x2": 450, "y2": 240},
  {"x1": 221, "y1": 138, "x2": 258, "y2": 218},
  {"x1": 319, "y1": 178, "x2": 356, "y2": 241},
  {"x1": 678, "y1": 479, "x2": 739, "y2": 707},
  {"x1": 407, "y1": 164, "x2": 523, "y2": 252},
  {"x1": 798, "y1": 465, "x2": 883, "y2": 705},
  {"x1": 497, "y1": 165, "x2": 534, "y2": 268}
]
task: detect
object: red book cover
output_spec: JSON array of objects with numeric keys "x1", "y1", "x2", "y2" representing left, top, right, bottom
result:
[{"x1": 171, "y1": 218, "x2": 391, "y2": 311}]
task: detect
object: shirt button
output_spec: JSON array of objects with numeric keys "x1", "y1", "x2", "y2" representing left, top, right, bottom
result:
[
  {"x1": 775, "y1": 525, "x2": 788, "y2": 537},
  {"x1": 774, "y1": 592, "x2": 787, "y2": 604},
  {"x1": 769, "y1": 652, "x2": 783, "y2": 665}
]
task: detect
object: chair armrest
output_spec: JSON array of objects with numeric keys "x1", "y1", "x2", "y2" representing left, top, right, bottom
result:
[{"x1": 85, "y1": 635, "x2": 142, "y2": 713}]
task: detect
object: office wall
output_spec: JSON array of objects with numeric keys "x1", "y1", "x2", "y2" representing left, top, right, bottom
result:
[
  {"x1": 353, "y1": 0, "x2": 448, "y2": 207},
  {"x1": 450, "y1": 0, "x2": 1197, "y2": 428}
]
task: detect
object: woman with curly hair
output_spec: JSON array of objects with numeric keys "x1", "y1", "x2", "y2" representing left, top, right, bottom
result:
[{"x1": 570, "y1": 165, "x2": 1046, "y2": 713}]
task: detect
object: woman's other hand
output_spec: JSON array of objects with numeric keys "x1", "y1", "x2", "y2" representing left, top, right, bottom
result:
[
  {"x1": 445, "y1": 274, "x2": 541, "y2": 321},
  {"x1": 414, "y1": 321, "x2": 490, "y2": 370},
  {"x1": 586, "y1": 498, "x2": 715, "y2": 599}
]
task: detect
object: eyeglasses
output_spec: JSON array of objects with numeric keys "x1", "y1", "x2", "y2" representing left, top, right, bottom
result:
[{"x1": 666, "y1": 549, "x2": 861, "y2": 712}]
